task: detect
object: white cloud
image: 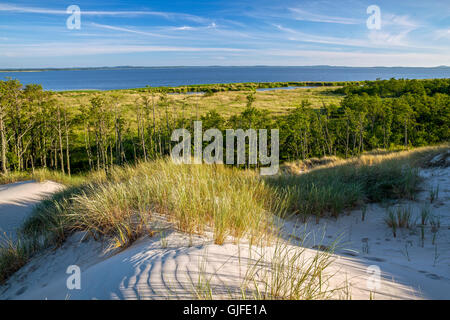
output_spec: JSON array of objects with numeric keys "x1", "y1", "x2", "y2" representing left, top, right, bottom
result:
[
  {"x1": 382, "y1": 14, "x2": 420, "y2": 29},
  {"x1": 275, "y1": 24, "x2": 416, "y2": 49},
  {"x1": 434, "y1": 29, "x2": 450, "y2": 40},
  {"x1": 263, "y1": 49, "x2": 450, "y2": 67},
  {"x1": 173, "y1": 26, "x2": 194, "y2": 31},
  {"x1": 1, "y1": 42, "x2": 448, "y2": 66},
  {"x1": 0, "y1": 4, "x2": 166, "y2": 16},
  {"x1": 1, "y1": 2, "x2": 448, "y2": 67},
  {"x1": 288, "y1": 8, "x2": 361, "y2": 25},
  {"x1": 170, "y1": 22, "x2": 216, "y2": 31},
  {"x1": 0, "y1": 42, "x2": 248, "y2": 57},
  {"x1": 91, "y1": 23, "x2": 173, "y2": 38},
  {"x1": 0, "y1": 3, "x2": 211, "y2": 24},
  {"x1": 367, "y1": 29, "x2": 412, "y2": 47}
]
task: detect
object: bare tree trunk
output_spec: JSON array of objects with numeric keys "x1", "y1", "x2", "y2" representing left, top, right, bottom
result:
[
  {"x1": 109, "y1": 140, "x2": 113, "y2": 168},
  {"x1": 345, "y1": 119, "x2": 350, "y2": 158},
  {"x1": 114, "y1": 103, "x2": 120, "y2": 165},
  {"x1": 95, "y1": 132, "x2": 100, "y2": 170},
  {"x1": 152, "y1": 93, "x2": 157, "y2": 156},
  {"x1": 30, "y1": 155, "x2": 35, "y2": 173},
  {"x1": 54, "y1": 142, "x2": 58, "y2": 170},
  {"x1": 64, "y1": 109, "x2": 70, "y2": 176},
  {"x1": 358, "y1": 115, "x2": 364, "y2": 154},
  {"x1": 0, "y1": 109, "x2": 7, "y2": 174},
  {"x1": 42, "y1": 117, "x2": 47, "y2": 168},
  {"x1": 404, "y1": 118, "x2": 408, "y2": 147},
  {"x1": 84, "y1": 122, "x2": 93, "y2": 170},
  {"x1": 57, "y1": 106, "x2": 65, "y2": 174}
]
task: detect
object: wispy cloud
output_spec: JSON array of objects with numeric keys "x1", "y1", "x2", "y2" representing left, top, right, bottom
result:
[
  {"x1": 274, "y1": 23, "x2": 448, "y2": 53},
  {"x1": 170, "y1": 22, "x2": 217, "y2": 31},
  {"x1": 274, "y1": 24, "x2": 366, "y2": 47},
  {"x1": 275, "y1": 24, "x2": 409, "y2": 49},
  {"x1": 0, "y1": 3, "x2": 173, "y2": 17},
  {"x1": 0, "y1": 1, "x2": 448, "y2": 67},
  {"x1": 263, "y1": 48, "x2": 450, "y2": 67},
  {"x1": 0, "y1": 42, "x2": 248, "y2": 57},
  {"x1": 91, "y1": 23, "x2": 174, "y2": 38},
  {"x1": 0, "y1": 3, "x2": 212, "y2": 24},
  {"x1": 0, "y1": 4, "x2": 166, "y2": 16},
  {"x1": 288, "y1": 8, "x2": 361, "y2": 25},
  {"x1": 433, "y1": 28, "x2": 450, "y2": 40},
  {"x1": 367, "y1": 29, "x2": 411, "y2": 47},
  {"x1": 173, "y1": 26, "x2": 194, "y2": 31},
  {"x1": 382, "y1": 13, "x2": 420, "y2": 28}
]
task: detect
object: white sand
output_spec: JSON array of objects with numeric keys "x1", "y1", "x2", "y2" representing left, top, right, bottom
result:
[
  {"x1": 0, "y1": 230, "x2": 420, "y2": 300},
  {"x1": 282, "y1": 166, "x2": 450, "y2": 299},
  {"x1": 0, "y1": 180, "x2": 63, "y2": 242},
  {"x1": 0, "y1": 166, "x2": 448, "y2": 300}
]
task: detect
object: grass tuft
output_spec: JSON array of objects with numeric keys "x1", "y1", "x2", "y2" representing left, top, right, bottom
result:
[
  {"x1": 385, "y1": 206, "x2": 415, "y2": 237},
  {"x1": 21, "y1": 159, "x2": 285, "y2": 249},
  {"x1": 268, "y1": 150, "x2": 427, "y2": 220},
  {"x1": 0, "y1": 168, "x2": 85, "y2": 186}
]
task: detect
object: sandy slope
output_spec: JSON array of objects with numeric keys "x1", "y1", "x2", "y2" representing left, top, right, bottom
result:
[
  {"x1": 0, "y1": 230, "x2": 419, "y2": 300},
  {"x1": 0, "y1": 180, "x2": 62, "y2": 243},
  {"x1": 282, "y1": 166, "x2": 450, "y2": 299},
  {"x1": 0, "y1": 166, "x2": 448, "y2": 300}
]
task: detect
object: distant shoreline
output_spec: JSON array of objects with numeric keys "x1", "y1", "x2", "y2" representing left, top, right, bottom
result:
[
  {"x1": 1, "y1": 66, "x2": 448, "y2": 91},
  {"x1": 1, "y1": 65, "x2": 449, "y2": 73}
]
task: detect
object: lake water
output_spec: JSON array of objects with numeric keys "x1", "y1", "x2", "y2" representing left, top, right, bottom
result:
[
  {"x1": 0, "y1": 66, "x2": 448, "y2": 91},
  {"x1": 256, "y1": 86, "x2": 316, "y2": 91}
]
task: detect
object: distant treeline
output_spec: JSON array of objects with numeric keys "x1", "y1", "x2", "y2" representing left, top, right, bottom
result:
[
  {"x1": 0, "y1": 78, "x2": 448, "y2": 174},
  {"x1": 334, "y1": 78, "x2": 450, "y2": 96},
  {"x1": 134, "y1": 81, "x2": 357, "y2": 94}
]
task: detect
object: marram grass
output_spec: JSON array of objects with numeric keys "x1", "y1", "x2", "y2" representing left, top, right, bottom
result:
[
  {"x1": 1, "y1": 144, "x2": 447, "y2": 286},
  {"x1": 268, "y1": 144, "x2": 449, "y2": 221},
  {"x1": 22, "y1": 159, "x2": 285, "y2": 249},
  {"x1": 0, "y1": 168, "x2": 85, "y2": 186}
]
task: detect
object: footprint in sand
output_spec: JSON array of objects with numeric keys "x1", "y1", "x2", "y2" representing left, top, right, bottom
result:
[
  {"x1": 15, "y1": 286, "x2": 27, "y2": 296},
  {"x1": 425, "y1": 273, "x2": 441, "y2": 280},
  {"x1": 0, "y1": 285, "x2": 10, "y2": 296},
  {"x1": 364, "y1": 257, "x2": 386, "y2": 262},
  {"x1": 312, "y1": 245, "x2": 330, "y2": 251},
  {"x1": 17, "y1": 274, "x2": 27, "y2": 283},
  {"x1": 340, "y1": 249, "x2": 359, "y2": 257},
  {"x1": 28, "y1": 264, "x2": 39, "y2": 273}
]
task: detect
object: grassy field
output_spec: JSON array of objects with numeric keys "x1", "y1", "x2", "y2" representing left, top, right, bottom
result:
[{"x1": 57, "y1": 86, "x2": 343, "y2": 119}]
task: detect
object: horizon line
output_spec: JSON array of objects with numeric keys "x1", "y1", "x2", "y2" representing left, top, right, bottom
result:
[{"x1": 1, "y1": 65, "x2": 449, "y2": 71}]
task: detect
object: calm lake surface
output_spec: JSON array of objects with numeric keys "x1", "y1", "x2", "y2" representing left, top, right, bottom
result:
[{"x1": 0, "y1": 66, "x2": 448, "y2": 91}]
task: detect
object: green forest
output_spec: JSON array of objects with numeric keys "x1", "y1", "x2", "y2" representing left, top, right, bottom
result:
[{"x1": 0, "y1": 78, "x2": 449, "y2": 174}]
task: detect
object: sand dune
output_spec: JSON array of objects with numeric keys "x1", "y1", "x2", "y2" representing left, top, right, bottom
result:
[
  {"x1": 0, "y1": 166, "x2": 449, "y2": 300},
  {"x1": 282, "y1": 166, "x2": 450, "y2": 299},
  {"x1": 0, "y1": 180, "x2": 62, "y2": 243},
  {"x1": 0, "y1": 230, "x2": 420, "y2": 300}
]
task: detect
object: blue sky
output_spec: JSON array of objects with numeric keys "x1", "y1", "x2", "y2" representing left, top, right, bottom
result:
[{"x1": 0, "y1": 0, "x2": 449, "y2": 68}]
